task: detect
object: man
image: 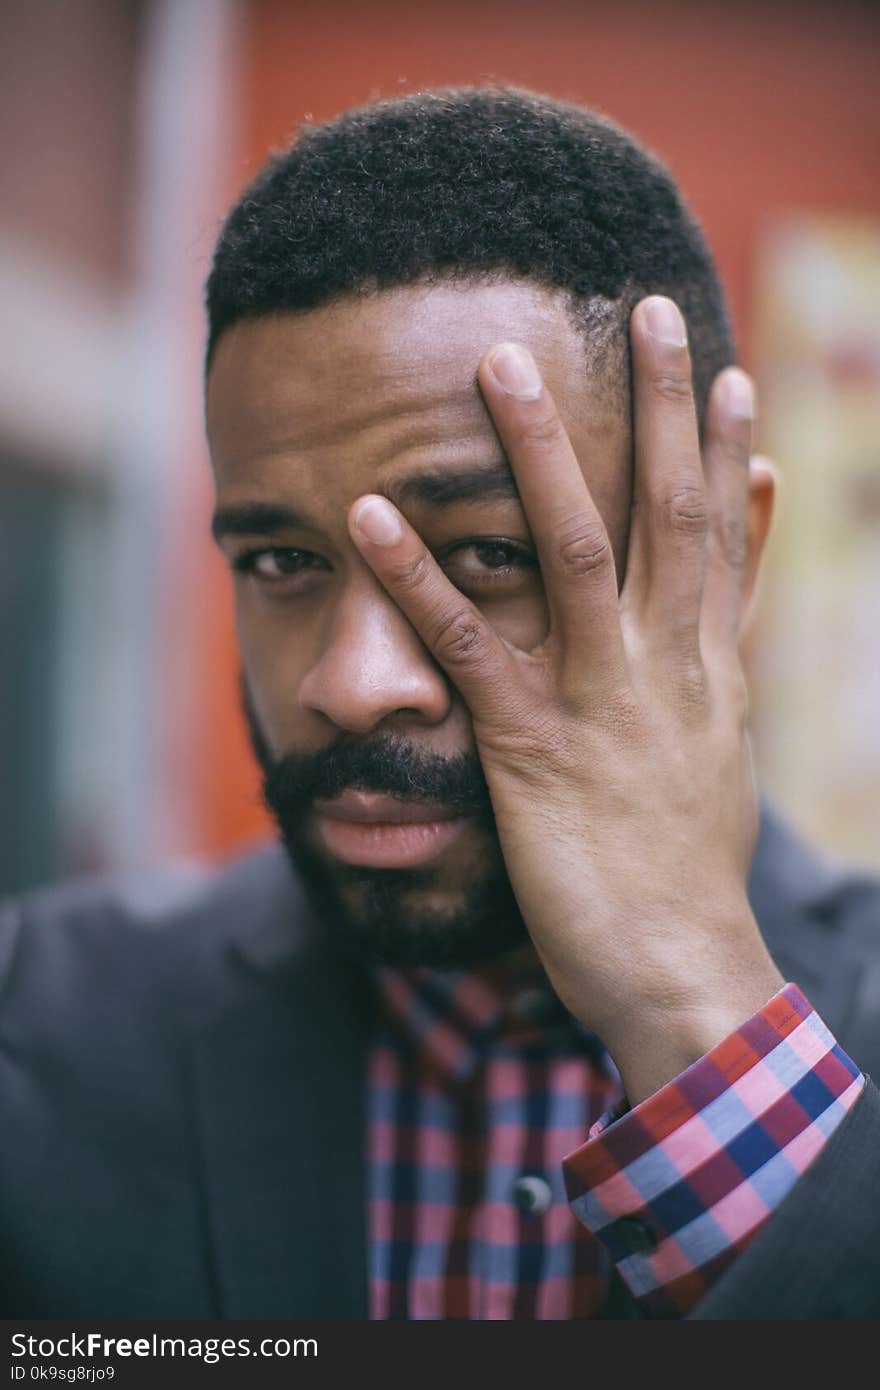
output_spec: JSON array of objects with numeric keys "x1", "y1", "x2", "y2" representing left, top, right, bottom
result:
[{"x1": 2, "y1": 87, "x2": 879, "y2": 1320}]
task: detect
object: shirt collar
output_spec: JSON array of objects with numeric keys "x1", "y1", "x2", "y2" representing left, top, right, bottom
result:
[{"x1": 371, "y1": 949, "x2": 612, "y2": 1085}]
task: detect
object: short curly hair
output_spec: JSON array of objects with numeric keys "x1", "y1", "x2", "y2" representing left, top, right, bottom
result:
[{"x1": 205, "y1": 86, "x2": 734, "y2": 424}]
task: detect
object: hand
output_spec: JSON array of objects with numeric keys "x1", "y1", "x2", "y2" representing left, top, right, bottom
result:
[{"x1": 347, "y1": 295, "x2": 783, "y2": 1105}]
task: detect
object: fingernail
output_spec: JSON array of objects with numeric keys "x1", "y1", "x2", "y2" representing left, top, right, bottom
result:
[
  {"x1": 720, "y1": 367, "x2": 754, "y2": 420},
  {"x1": 642, "y1": 296, "x2": 688, "y2": 348},
  {"x1": 353, "y1": 497, "x2": 403, "y2": 546},
  {"x1": 488, "y1": 342, "x2": 543, "y2": 399}
]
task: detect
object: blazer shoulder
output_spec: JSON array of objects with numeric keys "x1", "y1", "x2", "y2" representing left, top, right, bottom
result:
[
  {"x1": 750, "y1": 800, "x2": 880, "y2": 1071},
  {"x1": 0, "y1": 838, "x2": 304, "y2": 1006},
  {"x1": 751, "y1": 798, "x2": 880, "y2": 941}
]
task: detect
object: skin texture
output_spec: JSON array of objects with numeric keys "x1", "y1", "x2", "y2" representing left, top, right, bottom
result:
[
  {"x1": 207, "y1": 280, "x2": 781, "y2": 1105},
  {"x1": 209, "y1": 284, "x2": 629, "y2": 959}
]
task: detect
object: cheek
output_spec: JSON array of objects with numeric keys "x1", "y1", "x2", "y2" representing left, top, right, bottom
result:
[
  {"x1": 234, "y1": 601, "x2": 315, "y2": 744},
  {"x1": 477, "y1": 590, "x2": 550, "y2": 651}
]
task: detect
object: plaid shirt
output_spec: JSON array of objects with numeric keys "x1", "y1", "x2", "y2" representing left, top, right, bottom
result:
[{"x1": 367, "y1": 963, "x2": 864, "y2": 1319}]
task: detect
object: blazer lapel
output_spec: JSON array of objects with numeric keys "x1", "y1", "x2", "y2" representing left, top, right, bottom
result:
[{"x1": 186, "y1": 846, "x2": 375, "y2": 1318}]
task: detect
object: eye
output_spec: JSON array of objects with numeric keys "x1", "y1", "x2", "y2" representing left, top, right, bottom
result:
[
  {"x1": 231, "y1": 547, "x2": 328, "y2": 592},
  {"x1": 229, "y1": 538, "x2": 538, "y2": 598},
  {"x1": 440, "y1": 538, "x2": 538, "y2": 591}
]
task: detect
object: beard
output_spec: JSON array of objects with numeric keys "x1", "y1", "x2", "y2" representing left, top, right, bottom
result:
[{"x1": 240, "y1": 673, "x2": 531, "y2": 968}]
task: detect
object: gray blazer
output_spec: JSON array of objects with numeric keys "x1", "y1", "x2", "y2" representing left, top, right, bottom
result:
[{"x1": 1, "y1": 802, "x2": 878, "y2": 1319}]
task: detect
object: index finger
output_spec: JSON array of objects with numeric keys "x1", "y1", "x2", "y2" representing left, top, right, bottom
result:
[
  {"x1": 476, "y1": 341, "x2": 627, "y2": 701},
  {"x1": 347, "y1": 493, "x2": 525, "y2": 728}
]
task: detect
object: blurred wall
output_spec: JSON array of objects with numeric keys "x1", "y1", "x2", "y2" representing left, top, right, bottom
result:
[
  {"x1": 0, "y1": 0, "x2": 241, "y2": 894},
  {"x1": 194, "y1": 0, "x2": 880, "y2": 860},
  {"x1": 0, "y1": 1, "x2": 145, "y2": 893},
  {"x1": 3, "y1": 1, "x2": 877, "y2": 892},
  {"x1": 0, "y1": 0, "x2": 142, "y2": 284}
]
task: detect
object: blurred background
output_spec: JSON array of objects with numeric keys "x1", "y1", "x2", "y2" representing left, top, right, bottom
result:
[{"x1": 1, "y1": 0, "x2": 878, "y2": 897}]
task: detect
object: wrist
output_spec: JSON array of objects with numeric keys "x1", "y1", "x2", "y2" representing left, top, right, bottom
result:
[{"x1": 603, "y1": 954, "x2": 785, "y2": 1109}]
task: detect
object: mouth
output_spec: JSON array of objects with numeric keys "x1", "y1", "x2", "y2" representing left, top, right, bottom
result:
[{"x1": 312, "y1": 790, "x2": 470, "y2": 869}]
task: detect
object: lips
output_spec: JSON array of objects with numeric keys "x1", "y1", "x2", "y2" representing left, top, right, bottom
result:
[
  {"x1": 313, "y1": 791, "x2": 462, "y2": 824},
  {"x1": 312, "y1": 791, "x2": 468, "y2": 868}
]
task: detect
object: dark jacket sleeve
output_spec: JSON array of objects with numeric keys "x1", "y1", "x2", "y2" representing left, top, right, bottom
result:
[{"x1": 689, "y1": 1076, "x2": 880, "y2": 1319}]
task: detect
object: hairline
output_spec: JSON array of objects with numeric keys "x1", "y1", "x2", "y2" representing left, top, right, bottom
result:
[{"x1": 204, "y1": 268, "x2": 631, "y2": 423}]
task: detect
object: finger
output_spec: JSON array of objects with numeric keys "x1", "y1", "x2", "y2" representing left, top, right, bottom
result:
[
  {"x1": 699, "y1": 367, "x2": 755, "y2": 667},
  {"x1": 348, "y1": 493, "x2": 524, "y2": 726},
  {"x1": 622, "y1": 297, "x2": 707, "y2": 668},
  {"x1": 476, "y1": 341, "x2": 627, "y2": 700}
]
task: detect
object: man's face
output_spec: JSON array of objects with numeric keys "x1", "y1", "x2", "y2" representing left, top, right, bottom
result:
[{"x1": 206, "y1": 282, "x2": 631, "y2": 966}]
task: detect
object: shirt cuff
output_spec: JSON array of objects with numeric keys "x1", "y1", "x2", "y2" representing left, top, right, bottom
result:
[{"x1": 562, "y1": 983, "x2": 865, "y2": 1317}]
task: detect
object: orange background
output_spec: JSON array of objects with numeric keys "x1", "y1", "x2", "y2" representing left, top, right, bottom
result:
[{"x1": 193, "y1": 0, "x2": 880, "y2": 858}]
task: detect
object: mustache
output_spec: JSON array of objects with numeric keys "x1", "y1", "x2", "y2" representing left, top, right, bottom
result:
[{"x1": 261, "y1": 733, "x2": 495, "y2": 820}]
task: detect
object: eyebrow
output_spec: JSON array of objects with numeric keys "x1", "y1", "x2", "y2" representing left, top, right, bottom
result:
[{"x1": 210, "y1": 460, "x2": 520, "y2": 545}]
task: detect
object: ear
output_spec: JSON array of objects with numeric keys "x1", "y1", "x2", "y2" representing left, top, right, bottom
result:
[{"x1": 739, "y1": 454, "x2": 777, "y2": 638}]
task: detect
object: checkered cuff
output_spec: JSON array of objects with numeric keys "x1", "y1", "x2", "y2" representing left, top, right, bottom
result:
[{"x1": 562, "y1": 984, "x2": 865, "y2": 1317}]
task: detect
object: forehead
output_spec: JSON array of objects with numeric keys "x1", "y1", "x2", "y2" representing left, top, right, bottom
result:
[{"x1": 205, "y1": 281, "x2": 628, "y2": 531}]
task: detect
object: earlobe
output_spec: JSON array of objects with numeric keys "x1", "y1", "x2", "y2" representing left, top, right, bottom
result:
[{"x1": 740, "y1": 454, "x2": 778, "y2": 636}]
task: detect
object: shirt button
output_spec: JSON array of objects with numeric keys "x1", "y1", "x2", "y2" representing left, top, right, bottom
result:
[
  {"x1": 615, "y1": 1216, "x2": 658, "y2": 1254},
  {"x1": 509, "y1": 1174, "x2": 553, "y2": 1216},
  {"x1": 507, "y1": 986, "x2": 558, "y2": 1026}
]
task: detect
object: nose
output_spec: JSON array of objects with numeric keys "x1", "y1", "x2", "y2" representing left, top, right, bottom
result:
[{"x1": 298, "y1": 577, "x2": 453, "y2": 734}]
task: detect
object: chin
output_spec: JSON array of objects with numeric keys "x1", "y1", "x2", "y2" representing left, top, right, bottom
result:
[
  {"x1": 285, "y1": 837, "x2": 529, "y2": 969},
  {"x1": 339, "y1": 912, "x2": 531, "y2": 970}
]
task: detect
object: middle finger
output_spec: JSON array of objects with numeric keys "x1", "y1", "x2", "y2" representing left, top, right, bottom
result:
[{"x1": 622, "y1": 296, "x2": 707, "y2": 668}]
